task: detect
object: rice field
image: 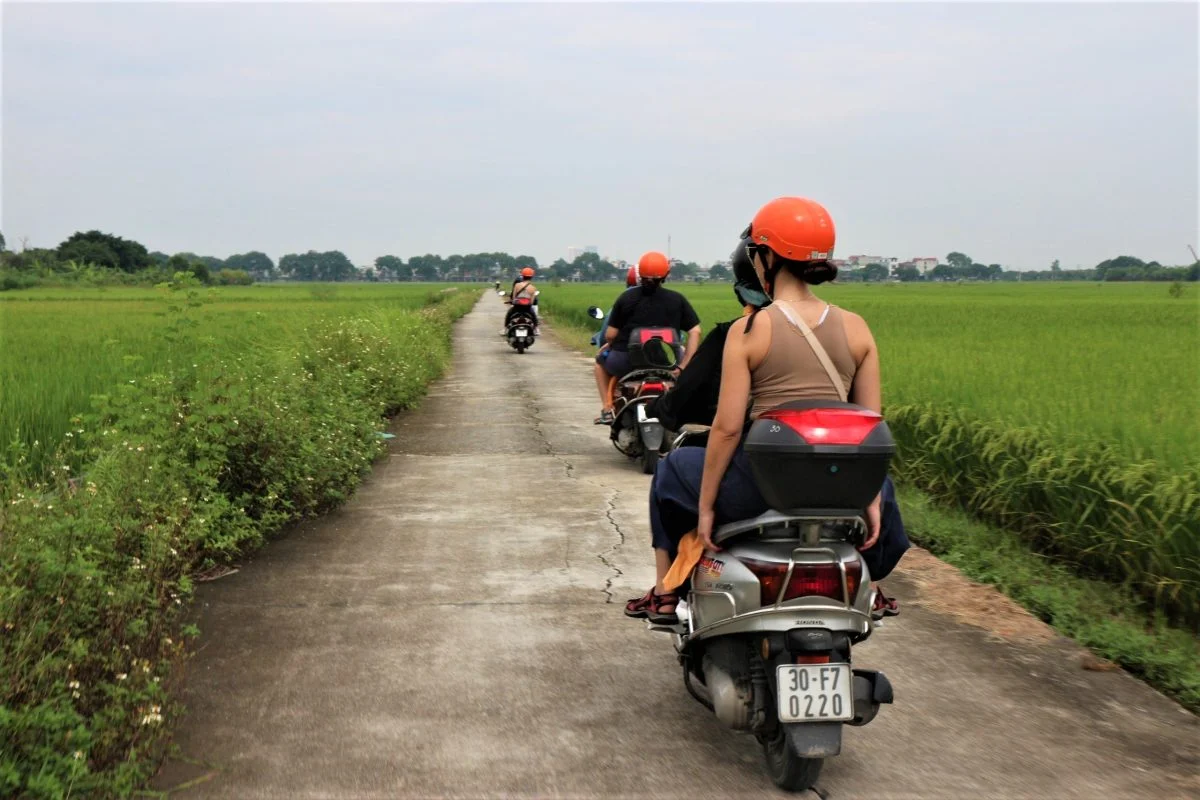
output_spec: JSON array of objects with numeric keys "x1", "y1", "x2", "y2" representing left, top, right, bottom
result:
[
  {"x1": 542, "y1": 282, "x2": 1200, "y2": 473},
  {"x1": 0, "y1": 283, "x2": 457, "y2": 470}
]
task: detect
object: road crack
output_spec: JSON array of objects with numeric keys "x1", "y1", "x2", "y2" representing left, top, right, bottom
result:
[{"x1": 598, "y1": 489, "x2": 628, "y2": 604}]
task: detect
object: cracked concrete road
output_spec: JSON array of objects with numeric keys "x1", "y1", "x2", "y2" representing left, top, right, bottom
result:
[{"x1": 156, "y1": 293, "x2": 1198, "y2": 799}]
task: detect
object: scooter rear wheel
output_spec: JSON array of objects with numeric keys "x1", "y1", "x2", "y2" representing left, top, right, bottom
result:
[{"x1": 760, "y1": 729, "x2": 823, "y2": 792}]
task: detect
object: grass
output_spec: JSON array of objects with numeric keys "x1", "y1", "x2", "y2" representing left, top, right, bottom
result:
[
  {"x1": 0, "y1": 283, "x2": 457, "y2": 474},
  {"x1": 898, "y1": 487, "x2": 1200, "y2": 712}
]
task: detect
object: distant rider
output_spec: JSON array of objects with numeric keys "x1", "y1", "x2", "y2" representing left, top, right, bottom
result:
[
  {"x1": 593, "y1": 252, "x2": 701, "y2": 425},
  {"x1": 505, "y1": 267, "x2": 540, "y2": 332}
]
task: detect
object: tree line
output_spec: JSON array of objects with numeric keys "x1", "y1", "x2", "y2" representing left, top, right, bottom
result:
[
  {"x1": 841, "y1": 252, "x2": 1198, "y2": 283},
  {"x1": 1, "y1": 229, "x2": 1195, "y2": 289}
]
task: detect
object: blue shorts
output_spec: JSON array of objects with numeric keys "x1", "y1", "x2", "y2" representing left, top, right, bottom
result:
[{"x1": 596, "y1": 348, "x2": 632, "y2": 377}]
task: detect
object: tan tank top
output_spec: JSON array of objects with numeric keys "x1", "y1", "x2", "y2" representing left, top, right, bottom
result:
[{"x1": 750, "y1": 303, "x2": 857, "y2": 419}]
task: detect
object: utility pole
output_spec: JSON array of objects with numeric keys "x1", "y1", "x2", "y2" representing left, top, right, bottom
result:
[
  {"x1": 1188, "y1": 244, "x2": 1198, "y2": 263},
  {"x1": 668, "y1": 235, "x2": 671, "y2": 261}
]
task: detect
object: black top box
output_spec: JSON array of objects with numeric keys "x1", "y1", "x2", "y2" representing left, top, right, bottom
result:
[{"x1": 744, "y1": 400, "x2": 895, "y2": 512}]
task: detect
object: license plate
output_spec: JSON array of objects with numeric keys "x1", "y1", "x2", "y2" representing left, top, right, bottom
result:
[
  {"x1": 515, "y1": 328, "x2": 528, "y2": 336},
  {"x1": 777, "y1": 664, "x2": 854, "y2": 722}
]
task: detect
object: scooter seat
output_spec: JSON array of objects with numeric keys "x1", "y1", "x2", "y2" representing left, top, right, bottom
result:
[{"x1": 713, "y1": 509, "x2": 866, "y2": 546}]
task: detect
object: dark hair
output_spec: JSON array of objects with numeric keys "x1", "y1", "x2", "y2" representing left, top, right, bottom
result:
[
  {"x1": 780, "y1": 257, "x2": 838, "y2": 286},
  {"x1": 640, "y1": 277, "x2": 663, "y2": 296}
]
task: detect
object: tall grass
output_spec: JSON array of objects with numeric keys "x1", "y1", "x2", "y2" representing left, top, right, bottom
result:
[{"x1": 0, "y1": 284, "x2": 455, "y2": 474}]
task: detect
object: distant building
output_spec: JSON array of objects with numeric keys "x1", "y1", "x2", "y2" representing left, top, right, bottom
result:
[
  {"x1": 566, "y1": 245, "x2": 599, "y2": 262},
  {"x1": 913, "y1": 257, "x2": 938, "y2": 273},
  {"x1": 847, "y1": 255, "x2": 886, "y2": 266}
]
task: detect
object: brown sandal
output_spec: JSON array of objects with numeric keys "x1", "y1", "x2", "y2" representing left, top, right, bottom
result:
[{"x1": 647, "y1": 591, "x2": 680, "y2": 625}]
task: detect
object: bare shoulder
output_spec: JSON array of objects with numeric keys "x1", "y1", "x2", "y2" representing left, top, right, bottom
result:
[{"x1": 838, "y1": 307, "x2": 873, "y2": 338}]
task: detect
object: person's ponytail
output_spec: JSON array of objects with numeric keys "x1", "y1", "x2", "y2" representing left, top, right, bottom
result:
[{"x1": 640, "y1": 278, "x2": 662, "y2": 296}]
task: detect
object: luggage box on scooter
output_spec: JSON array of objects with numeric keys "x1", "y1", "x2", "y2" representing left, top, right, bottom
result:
[
  {"x1": 743, "y1": 400, "x2": 894, "y2": 511},
  {"x1": 628, "y1": 327, "x2": 681, "y2": 369}
]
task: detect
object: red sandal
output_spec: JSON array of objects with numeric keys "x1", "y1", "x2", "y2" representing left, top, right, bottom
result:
[
  {"x1": 647, "y1": 591, "x2": 680, "y2": 625},
  {"x1": 624, "y1": 588, "x2": 655, "y2": 618}
]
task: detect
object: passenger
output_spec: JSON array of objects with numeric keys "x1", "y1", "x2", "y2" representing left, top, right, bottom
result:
[
  {"x1": 625, "y1": 198, "x2": 909, "y2": 624},
  {"x1": 593, "y1": 252, "x2": 701, "y2": 425},
  {"x1": 590, "y1": 265, "x2": 641, "y2": 348},
  {"x1": 644, "y1": 241, "x2": 770, "y2": 431}
]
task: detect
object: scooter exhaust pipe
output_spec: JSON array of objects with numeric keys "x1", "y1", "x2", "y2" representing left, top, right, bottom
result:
[{"x1": 701, "y1": 656, "x2": 753, "y2": 731}]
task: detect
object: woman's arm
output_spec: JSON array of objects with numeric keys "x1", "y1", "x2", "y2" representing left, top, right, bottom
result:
[
  {"x1": 845, "y1": 314, "x2": 883, "y2": 547},
  {"x1": 697, "y1": 318, "x2": 753, "y2": 549}
]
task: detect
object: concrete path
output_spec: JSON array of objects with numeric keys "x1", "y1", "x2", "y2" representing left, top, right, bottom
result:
[{"x1": 156, "y1": 294, "x2": 1198, "y2": 799}]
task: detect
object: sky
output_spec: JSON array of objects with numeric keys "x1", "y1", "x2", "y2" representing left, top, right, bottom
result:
[{"x1": 2, "y1": 1, "x2": 1197, "y2": 270}]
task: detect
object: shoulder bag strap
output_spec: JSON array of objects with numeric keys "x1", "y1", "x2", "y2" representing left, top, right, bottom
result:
[{"x1": 773, "y1": 302, "x2": 849, "y2": 403}]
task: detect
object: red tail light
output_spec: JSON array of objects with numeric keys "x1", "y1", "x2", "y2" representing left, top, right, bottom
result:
[
  {"x1": 742, "y1": 558, "x2": 862, "y2": 606},
  {"x1": 640, "y1": 381, "x2": 666, "y2": 394},
  {"x1": 759, "y1": 408, "x2": 882, "y2": 446},
  {"x1": 794, "y1": 654, "x2": 831, "y2": 664}
]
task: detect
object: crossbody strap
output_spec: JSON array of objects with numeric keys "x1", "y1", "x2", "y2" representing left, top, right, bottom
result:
[{"x1": 773, "y1": 302, "x2": 849, "y2": 403}]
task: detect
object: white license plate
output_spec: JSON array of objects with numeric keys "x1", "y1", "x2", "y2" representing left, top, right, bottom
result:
[
  {"x1": 777, "y1": 664, "x2": 854, "y2": 722},
  {"x1": 515, "y1": 328, "x2": 529, "y2": 336}
]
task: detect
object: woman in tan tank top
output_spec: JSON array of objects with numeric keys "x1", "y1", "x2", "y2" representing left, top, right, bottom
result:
[{"x1": 626, "y1": 197, "x2": 904, "y2": 626}]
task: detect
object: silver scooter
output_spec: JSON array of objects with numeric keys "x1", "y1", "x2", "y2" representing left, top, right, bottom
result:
[{"x1": 651, "y1": 400, "x2": 895, "y2": 792}]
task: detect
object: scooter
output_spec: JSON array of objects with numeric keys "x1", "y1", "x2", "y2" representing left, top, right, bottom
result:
[
  {"x1": 651, "y1": 400, "x2": 896, "y2": 792},
  {"x1": 505, "y1": 291, "x2": 540, "y2": 354},
  {"x1": 588, "y1": 306, "x2": 676, "y2": 474}
]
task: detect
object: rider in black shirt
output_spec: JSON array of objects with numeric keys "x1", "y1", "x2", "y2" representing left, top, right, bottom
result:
[{"x1": 593, "y1": 251, "x2": 701, "y2": 425}]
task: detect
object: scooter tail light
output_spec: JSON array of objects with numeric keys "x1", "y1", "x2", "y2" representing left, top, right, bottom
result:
[
  {"x1": 759, "y1": 407, "x2": 882, "y2": 445},
  {"x1": 641, "y1": 381, "x2": 666, "y2": 394},
  {"x1": 794, "y1": 654, "x2": 831, "y2": 665},
  {"x1": 741, "y1": 558, "x2": 861, "y2": 605}
]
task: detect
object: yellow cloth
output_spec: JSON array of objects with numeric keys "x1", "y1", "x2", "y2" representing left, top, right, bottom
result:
[{"x1": 662, "y1": 530, "x2": 704, "y2": 592}]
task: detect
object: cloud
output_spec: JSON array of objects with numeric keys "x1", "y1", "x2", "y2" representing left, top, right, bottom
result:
[{"x1": 2, "y1": 1, "x2": 1195, "y2": 267}]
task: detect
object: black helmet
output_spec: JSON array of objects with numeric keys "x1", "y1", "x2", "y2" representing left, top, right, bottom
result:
[{"x1": 731, "y1": 234, "x2": 771, "y2": 309}]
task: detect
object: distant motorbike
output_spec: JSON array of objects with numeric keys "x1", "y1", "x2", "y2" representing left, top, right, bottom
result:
[
  {"x1": 589, "y1": 306, "x2": 677, "y2": 474},
  {"x1": 506, "y1": 292, "x2": 538, "y2": 354},
  {"x1": 651, "y1": 400, "x2": 896, "y2": 792}
]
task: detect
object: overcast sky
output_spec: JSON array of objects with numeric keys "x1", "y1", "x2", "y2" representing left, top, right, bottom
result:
[{"x1": 3, "y1": 1, "x2": 1197, "y2": 269}]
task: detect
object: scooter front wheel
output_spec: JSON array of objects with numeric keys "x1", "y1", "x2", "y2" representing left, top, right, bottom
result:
[
  {"x1": 760, "y1": 729, "x2": 823, "y2": 792},
  {"x1": 641, "y1": 447, "x2": 660, "y2": 475}
]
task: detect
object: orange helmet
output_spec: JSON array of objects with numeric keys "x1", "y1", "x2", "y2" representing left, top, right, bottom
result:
[
  {"x1": 748, "y1": 197, "x2": 835, "y2": 262},
  {"x1": 625, "y1": 265, "x2": 639, "y2": 286},
  {"x1": 520, "y1": 267, "x2": 534, "y2": 278},
  {"x1": 638, "y1": 251, "x2": 670, "y2": 280}
]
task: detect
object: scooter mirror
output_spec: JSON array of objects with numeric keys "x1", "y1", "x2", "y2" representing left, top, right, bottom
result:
[{"x1": 587, "y1": 306, "x2": 605, "y2": 320}]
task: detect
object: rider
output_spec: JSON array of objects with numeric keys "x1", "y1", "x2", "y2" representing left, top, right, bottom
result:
[
  {"x1": 590, "y1": 265, "x2": 641, "y2": 348},
  {"x1": 625, "y1": 197, "x2": 906, "y2": 623},
  {"x1": 505, "y1": 267, "x2": 539, "y2": 331},
  {"x1": 593, "y1": 252, "x2": 702, "y2": 425},
  {"x1": 644, "y1": 241, "x2": 770, "y2": 431}
]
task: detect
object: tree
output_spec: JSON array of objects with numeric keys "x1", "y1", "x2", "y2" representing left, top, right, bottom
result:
[
  {"x1": 930, "y1": 264, "x2": 955, "y2": 281},
  {"x1": 946, "y1": 252, "x2": 972, "y2": 272},
  {"x1": 0, "y1": 231, "x2": 6, "y2": 252},
  {"x1": 226, "y1": 251, "x2": 276, "y2": 280},
  {"x1": 374, "y1": 255, "x2": 404, "y2": 281},
  {"x1": 862, "y1": 263, "x2": 889, "y2": 282},
  {"x1": 57, "y1": 230, "x2": 152, "y2": 273},
  {"x1": 708, "y1": 263, "x2": 731, "y2": 282},
  {"x1": 894, "y1": 264, "x2": 921, "y2": 282},
  {"x1": 1051, "y1": 259, "x2": 1061, "y2": 273}
]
